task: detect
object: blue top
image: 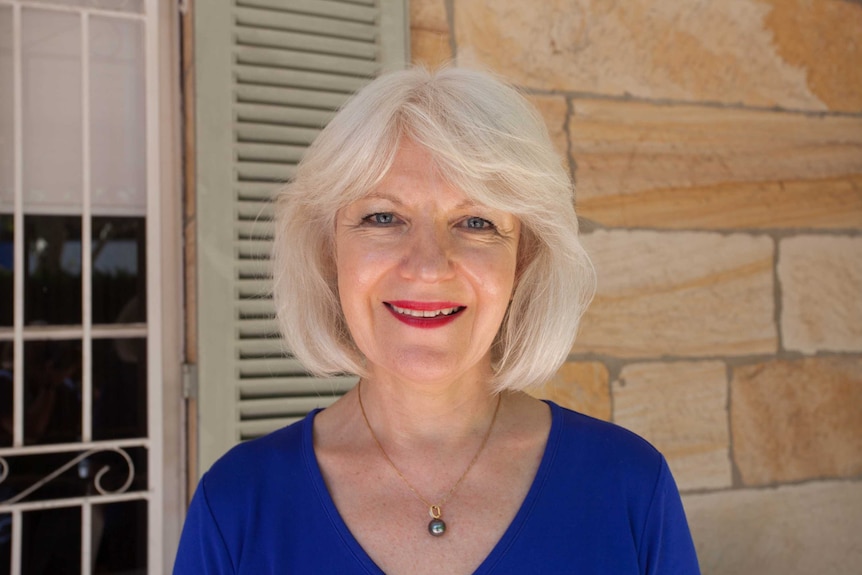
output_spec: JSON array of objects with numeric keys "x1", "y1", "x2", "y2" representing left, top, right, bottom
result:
[{"x1": 174, "y1": 402, "x2": 700, "y2": 574}]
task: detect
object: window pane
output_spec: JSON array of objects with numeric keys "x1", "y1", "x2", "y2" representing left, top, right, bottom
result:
[
  {"x1": 93, "y1": 338, "x2": 146, "y2": 440},
  {"x1": 22, "y1": 507, "x2": 80, "y2": 575},
  {"x1": 24, "y1": 339, "x2": 81, "y2": 445},
  {"x1": 90, "y1": 17, "x2": 146, "y2": 216},
  {"x1": 0, "y1": 215, "x2": 11, "y2": 327},
  {"x1": 1, "y1": 338, "x2": 12, "y2": 448},
  {"x1": 93, "y1": 500, "x2": 147, "y2": 574},
  {"x1": 22, "y1": 9, "x2": 82, "y2": 213},
  {"x1": 92, "y1": 217, "x2": 146, "y2": 324},
  {"x1": 0, "y1": 513, "x2": 9, "y2": 575},
  {"x1": 25, "y1": 215, "x2": 81, "y2": 325},
  {"x1": 0, "y1": 6, "x2": 12, "y2": 210}
]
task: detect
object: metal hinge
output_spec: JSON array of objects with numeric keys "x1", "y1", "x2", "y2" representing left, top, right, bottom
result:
[
  {"x1": 182, "y1": 363, "x2": 198, "y2": 399},
  {"x1": 178, "y1": 0, "x2": 189, "y2": 15}
]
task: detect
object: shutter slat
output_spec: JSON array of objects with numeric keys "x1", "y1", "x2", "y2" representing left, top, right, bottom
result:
[
  {"x1": 236, "y1": 65, "x2": 369, "y2": 93},
  {"x1": 238, "y1": 260, "x2": 270, "y2": 278},
  {"x1": 238, "y1": 417, "x2": 304, "y2": 440},
  {"x1": 236, "y1": 85, "x2": 348, "y2": 110},
  {"x1": 239, "y1": 357, "x2": 308, "y2": 376},
  {"x1": 236, "y1": 182, "x2": 282, "y2": 201},
  {"x1": 237, "y1": 200, "x2": 274, "y2": 222},
  {"x1": 239, "y1": 396, "x2": 341, "y2": 419},
  {"x1": 236, "y1": 122, "x2": 319, "y2": 145},
  {"x1": 236, "y1": 141, "x2": 307, "y2": 163},
  {"x1": 236, "y1": 239, "x2": 272, "y2": 259},
  {"x1": 237, "y1": 318, "x2": 279, "y2": 336},
  {"x1": 236, "y1": 104, "x2": 333, "y2": 130},
  {"x1": 237, "y1": 279, "x2": 272, "y2": 298},
  {"x1": 235, "y1": 7, "x2": 377, "y2": 42},
  {"x1": 239, "y1": 375, "x2": 357, "y2": 398},
  {"x1": 235, "y1": 46, "x2": 378, "y2": 77},
  {"x1": 238, "y1": 0, "x2": 377, "y2": 23},
  {"x1": 237, "y1": 300, "x2": 275, "y2": 317},
  {"x1": 236, "y1": 161, "x2": 295, "y2": 183},
  {"x1": 236, "y1": 219, "x2": 275, "y2": 239},
  {"x1": 238, "y1": 338, "x2": 284, "y2": 357},
  {"x1": 236, "y1": 27, "x2": 377, "y2": 59}
]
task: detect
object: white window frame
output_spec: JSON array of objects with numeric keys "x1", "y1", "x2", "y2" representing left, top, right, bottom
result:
[{"x1": 0, "y1": 0, "x2": 184, "y2": 572}]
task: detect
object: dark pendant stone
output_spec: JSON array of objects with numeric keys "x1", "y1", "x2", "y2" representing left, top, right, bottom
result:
[{"x1": 428, "y1": 518, "x2": 446, "y2": 536}]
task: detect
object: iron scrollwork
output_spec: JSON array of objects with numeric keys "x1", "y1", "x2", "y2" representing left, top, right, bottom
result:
[{"x1": 0, "y1": 447, "x2": 135, "y2": 506}]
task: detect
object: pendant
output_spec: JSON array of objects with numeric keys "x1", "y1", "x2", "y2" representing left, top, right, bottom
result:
[{"x1": 428, "y1": 505, "x2": 446, "y2": 537}]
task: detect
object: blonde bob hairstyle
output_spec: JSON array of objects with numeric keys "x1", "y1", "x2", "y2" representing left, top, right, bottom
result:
[{"x1": 272, "y1": 67, "x2": 595, "y2": 392}]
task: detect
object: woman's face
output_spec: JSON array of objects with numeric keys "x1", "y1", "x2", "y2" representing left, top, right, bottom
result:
[{"x1": 335, "y1": 140, "x2": 521, "y2": 386}]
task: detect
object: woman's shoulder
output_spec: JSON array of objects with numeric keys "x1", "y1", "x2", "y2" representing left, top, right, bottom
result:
[
  {"x1": 201, "y1": 409, "x2": 318, "y2": 498},
  {"x1": 546, "y1": 401, "x2": 665, "y2": 481}
]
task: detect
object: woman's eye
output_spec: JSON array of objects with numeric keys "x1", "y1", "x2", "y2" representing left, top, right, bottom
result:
[
  {"x1": 364, "y1": 213, "x2": 397, "y2": 225},
  {"x1": 463, "y1": 217, "x2": 494, "y2": 230}
]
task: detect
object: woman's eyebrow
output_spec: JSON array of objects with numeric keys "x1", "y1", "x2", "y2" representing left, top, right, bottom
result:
[{"x1": 361, "y1": 192, "x2": 404, "y2": 206}]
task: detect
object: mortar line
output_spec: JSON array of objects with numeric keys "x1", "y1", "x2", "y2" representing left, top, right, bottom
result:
[
  {"x1": 519, "y1": 86, "x2": 862, "y2": 119},
  {"x1": 444, "y1": 0, "x2": 457, "y2": 62}
]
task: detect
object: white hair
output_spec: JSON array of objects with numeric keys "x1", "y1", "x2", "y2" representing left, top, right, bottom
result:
[{"x1": 272, "y1": 67, "x2": 595, "y2": 392}]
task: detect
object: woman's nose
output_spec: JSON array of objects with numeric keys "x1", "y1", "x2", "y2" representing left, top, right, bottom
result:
[{"x1": 400, "y1": 225, "x2": 455, "y2": 282}]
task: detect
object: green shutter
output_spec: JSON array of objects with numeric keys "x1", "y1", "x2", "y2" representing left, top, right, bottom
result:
[{"x1": 194, "y1": 0, "x2": 408, "y2": 474}]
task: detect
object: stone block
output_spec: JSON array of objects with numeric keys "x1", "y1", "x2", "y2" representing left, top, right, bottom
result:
[
  {"x1": 613, "y1": 361, "x2": 731, "y2": 491},
  {"x1": 779, "y1": 236, "x2": 862, "y2": 354},
  {"x1": 684, "y1": 480, "x2": 862, "y2": 575},
  {"x1": 528, "y1": 361, "x2": 610, "y2": 421},
  {"x1": 410, "y1": 0, "x2": 451, "y2": 68},
  {"x1": 454, "y1": 0, "x2": 862, "y2": 112},
  {"x1": 525, "y1": 94, "x2": 568, "y2": 162},
  {"x1": 573, "y1": 230, "x2": 776, "y2": 357},
  {"x1": 411, "y1": 29, "x2": 453, "y2": 69},
  {"x1": 568, "y1": 99, "x2": 862, "y2": 229},
  {"x1": 731, "y1": 357, "x2": 862, "y2": 486}
]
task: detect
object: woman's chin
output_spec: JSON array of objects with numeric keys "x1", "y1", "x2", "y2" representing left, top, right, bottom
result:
[{"x1": 368, "y1": 348, "x2": 488, "y2": 388}]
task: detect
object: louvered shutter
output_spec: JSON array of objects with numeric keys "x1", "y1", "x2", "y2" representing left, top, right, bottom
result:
[{"x1": 194, "y1": 0, "x2": 408, "y2": 475}]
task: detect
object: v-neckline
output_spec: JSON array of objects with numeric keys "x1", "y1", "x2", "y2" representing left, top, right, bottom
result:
[{"x1": 302, "y1": 401, "x2": 563, "y2": 574}]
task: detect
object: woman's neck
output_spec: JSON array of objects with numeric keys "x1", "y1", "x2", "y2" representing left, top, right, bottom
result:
[{"x1": 355, "y1": 367, "x2": 501, "y2": 450}]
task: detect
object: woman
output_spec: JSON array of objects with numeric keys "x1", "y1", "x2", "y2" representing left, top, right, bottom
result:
[{"x1": 175, "y1": 67, "x2": 700, "y2": 574}]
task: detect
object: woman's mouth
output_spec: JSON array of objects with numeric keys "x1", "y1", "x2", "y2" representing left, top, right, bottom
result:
[{"x1": 384, "y1": 301, "x2": 466, "y2": 328}]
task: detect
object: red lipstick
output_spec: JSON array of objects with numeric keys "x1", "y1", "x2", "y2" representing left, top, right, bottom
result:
[{"x1": 384, "y1": 301, "x2": 465, "y2": 329}]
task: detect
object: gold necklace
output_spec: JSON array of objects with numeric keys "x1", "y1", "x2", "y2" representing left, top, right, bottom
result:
[{"x1": 356, "y1": 380, "x2": 502, "y2": 537}]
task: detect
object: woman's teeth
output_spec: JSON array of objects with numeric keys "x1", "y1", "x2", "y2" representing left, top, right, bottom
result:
[{"x1": 389, "y1": 304, "x2": 462, "y2": 318}]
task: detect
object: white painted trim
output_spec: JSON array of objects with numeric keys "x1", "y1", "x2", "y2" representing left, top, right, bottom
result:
[
  {"x1": 0, "y1": 437, "x2": 149, "y2": 457},
  {"x1": 0, "y1": 0, "x2": 145, "y2": 20},
  {"x1": 2, "y1": 491, "x2": 149, "y2": 513},
  {"x1": 0, "y1": 323, "x2": 149, "y2": 341},
  {"x1": 11, "y1": 0, "x2": 22, "y2": 451},
  {"x1": 10, "y1": 508, "x2": 21, "y2": 574},
  {"x1": 82, "y1": 10, "x2": 93, "y2": 444},
  {"x1": 145, "y1": 0, "x2": 165, "y2": 571},
  {"x1": 81, "y1": 500, "x2": 92, "y2": 573}
]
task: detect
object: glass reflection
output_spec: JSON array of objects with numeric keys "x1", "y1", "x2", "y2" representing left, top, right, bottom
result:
[
  {"x1": 23, "y1": 339, "x2": 81, "y2": 446},
  {"x1": 0, "y1": 513, "x2": 8, "y2": 575},
  {"x1": 0, "y1": 215, "x2": 10, "y2": 327},
  {"x1": 0, "y1": 340, "x2": 11, "y2": 448},
  {"x1": 92, "y1": 217, "x2": 146, "y2": 325},
  {"x1": 22, "y1": 506, "x2": 80, "y2": 575},
  {"x1": 93, "y1": 500, "x2": 147, "y2": 574},
  {"x1": 25, "y1": 215, "x2": 82, "y2": 325},
  {"x1": 93, "y1": 338, "x2": 147, "y2": 440}
]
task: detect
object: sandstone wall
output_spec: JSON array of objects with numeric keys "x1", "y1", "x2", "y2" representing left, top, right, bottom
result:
[{"x1": 411, "y1": 1, "x2": 862, "y2": 572}]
